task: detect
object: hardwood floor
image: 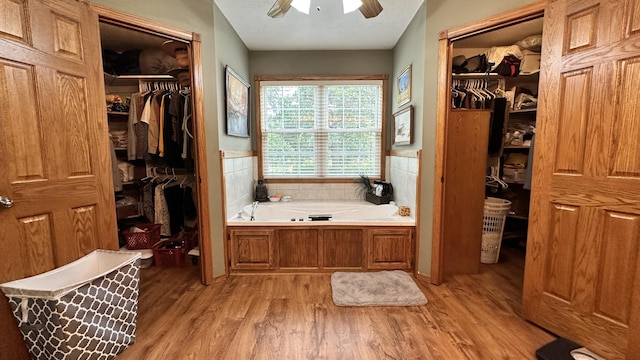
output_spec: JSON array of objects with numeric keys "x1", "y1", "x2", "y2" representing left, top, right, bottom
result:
[{"x1": 116, "y1": 246, "x2": 555, "y2": 359}]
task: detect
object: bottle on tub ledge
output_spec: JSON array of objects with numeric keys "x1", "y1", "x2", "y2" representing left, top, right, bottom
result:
[{"x1": 255, "y1": 177, "x2": 269, "y2": 202}]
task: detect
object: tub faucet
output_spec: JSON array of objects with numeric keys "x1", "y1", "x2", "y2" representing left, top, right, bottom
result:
[{"x1": 250, "y1": 201, "x2": 259, "y2": 221}]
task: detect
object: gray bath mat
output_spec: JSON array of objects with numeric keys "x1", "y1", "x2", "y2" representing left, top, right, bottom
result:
[{"x1": 331, "y1": 270, "x2": 427, "y2": 306}]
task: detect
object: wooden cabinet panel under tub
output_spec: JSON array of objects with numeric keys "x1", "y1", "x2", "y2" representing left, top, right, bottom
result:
[
  {"x1": 228, "y1": 229, "x2": 275, "y2": 270},
  {"x1": 227, "y1": 226, "x2": 413, "y2": 273},
  {"x1": 277, "y1": 229, "x2": 319, "y2": 269},
  {"x1": 367, "y1": 228, "x2": 413, "y2": 270},
  {"x1": 322, "y1": 229, "x2": 365, "y2": 269}
]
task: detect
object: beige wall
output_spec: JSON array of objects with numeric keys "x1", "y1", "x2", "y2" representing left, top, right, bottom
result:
[
  {"x1": 215, "y1": 4, "x2": 252, "y2": 152},
  {"x1": 249, "y1": 50, "x2": 394, "y2": 148},
  {"x1": 392, "y1": 3, "x2": 426, "y2": 152}
]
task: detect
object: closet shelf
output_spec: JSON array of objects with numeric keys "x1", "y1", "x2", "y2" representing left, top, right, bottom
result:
[
  {"x1": 107, "y1": 111, "x2": 129, "y2": 116},
  {"x1": 104, "y1": 73, "x2": 174, "y2": 86},
  {"x1": 510, "y1": 108, "x2": 537, "y2": 113},
  {"x1": 504, "y1": 145, "x2": 530, "y2": 149},
  {"x1": 452, "y1": 69, "x2": 540, "y2": 80},
  {"x1": 452, "y1": 72, "x2": 502, "y2": 79}
]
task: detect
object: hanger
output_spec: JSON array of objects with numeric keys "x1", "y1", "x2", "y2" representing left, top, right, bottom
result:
[
  {"x1": 485, "y1": 174, "x2": 509, "y2": 189},
  {"x1": 160, "y1": 168, "x2": 181, "y2": 189}
]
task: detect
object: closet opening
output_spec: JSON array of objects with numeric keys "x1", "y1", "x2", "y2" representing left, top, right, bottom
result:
[
  {"x1": 431, "y1": 2, "x2": 545, "y2": 285},
  {"x1": 93, "y1": 5, "x2": 212, "y2": 285}
]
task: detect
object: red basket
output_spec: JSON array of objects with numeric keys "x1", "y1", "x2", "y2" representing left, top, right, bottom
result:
[
  {"x1": 152, "y1": 239, "x2": 186, "y2": 267},
  {"x1": 151, "y1": 231, "x2": 198, "y2": 267},
  {"x1": 122, "y1": 224, "x2": 161, "y2": 250}
]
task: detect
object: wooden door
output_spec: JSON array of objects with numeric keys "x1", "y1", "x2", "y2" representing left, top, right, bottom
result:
[
  {"x1": 0, "y1": 0, "x2": 117, "y2": 357},
  {"x1": 523, "y1": 0, "x2": 640, "y2": 358},
  {"x1": 442, "y1": 110, "x2": 491, "y2": 276}
]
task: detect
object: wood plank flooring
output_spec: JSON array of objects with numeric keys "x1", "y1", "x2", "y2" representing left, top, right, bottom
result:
[{"x1": 116, "y1": 246, "x2": 555, "y2": 359}]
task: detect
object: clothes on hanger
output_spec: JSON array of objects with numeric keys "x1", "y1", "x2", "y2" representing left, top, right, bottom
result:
[
  {"x1": 127, "y1": 82, "x2": 192, "y2": 168},
  {"x1": 451, "y1": 78, "x2": 500, "y2": 109}
]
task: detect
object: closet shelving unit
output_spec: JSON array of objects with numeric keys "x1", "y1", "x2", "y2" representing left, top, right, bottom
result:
[
  {"x1": 107, "y1": 74, "x2": 189, "y2": 223},
  {"x1": 100, "y1": 21, "x2": 197, "y2": 247},
  {"x1": 451, "y1": 53, "x2": 541, "y2": 249}
]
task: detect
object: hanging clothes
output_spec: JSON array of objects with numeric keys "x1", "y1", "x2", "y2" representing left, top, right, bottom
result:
[
  {"x1": 142, "y1": 182, "x2": 154, "y2": 223},
  {"x1": 127, "y1": 93, "x2": 141, "y2": 160},
  {"x1": 110, "y1": 141, "x2": 122, "y2": 192},
  {"x1": 488, "y1": 97, "x2": 508, "y2": 154},
  {"x1": 163, "y1": 184, "x2": 185, "y2": 235},
  {"x1": 154, "y1": 184, "x2": 171, "y2": 237}
]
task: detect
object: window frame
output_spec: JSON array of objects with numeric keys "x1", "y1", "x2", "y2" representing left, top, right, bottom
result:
[
  {"x1": 255, "y1": 75, "x2": 388, "y2": 183},
  {"x1": 254, "y1": 75, "x2": 389, "y2": 183}
]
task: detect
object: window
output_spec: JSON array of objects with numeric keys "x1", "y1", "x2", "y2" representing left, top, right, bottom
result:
[{"x1": 258, "y1": 77, "x2": 385, "y2": 179}]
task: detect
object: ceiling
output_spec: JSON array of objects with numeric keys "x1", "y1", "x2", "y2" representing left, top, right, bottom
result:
[{"x1": 213, "y1": 0, "x2": 425, "y2": 51}]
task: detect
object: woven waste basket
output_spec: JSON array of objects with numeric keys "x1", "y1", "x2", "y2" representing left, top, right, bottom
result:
[{"x1": 481, "y1": 197, "x2": 512, "y2": 264}]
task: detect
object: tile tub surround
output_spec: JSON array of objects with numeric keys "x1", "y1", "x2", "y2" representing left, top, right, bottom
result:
[
  {"x1": 266, "y1": 182, "x2": 363, "y2": 202},
  {"x1": 223, "y1": 155, "x2": 418, "y2": 219},
  {"x1": 223, "y1": 156, "x2": 256, "y2": 219},
  {"x1": 389, "y1": 156, "x2": 418, "y2": 218}
]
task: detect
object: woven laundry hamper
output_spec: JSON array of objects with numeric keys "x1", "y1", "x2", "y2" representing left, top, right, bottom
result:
[{"x1": 481, "y1": 197, "x2": 511, "y2": 264}]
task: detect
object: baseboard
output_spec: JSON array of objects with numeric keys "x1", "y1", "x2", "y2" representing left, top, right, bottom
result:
[{"x1": 415, "y1": 272, "x2": 432, "y2": 285}]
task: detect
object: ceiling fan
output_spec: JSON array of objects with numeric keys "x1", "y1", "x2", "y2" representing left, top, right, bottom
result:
[{"x1": 267, "y1": 0, "x2": 383, "y2": 19}]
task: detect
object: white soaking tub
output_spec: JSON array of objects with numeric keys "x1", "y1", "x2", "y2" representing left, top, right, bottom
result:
[
  {"x1": 0, "y1": 250, "x2": 141, "y2": 360},
  {"x1": 227, "y1": 201, "x2": 414, "y2": 226}
]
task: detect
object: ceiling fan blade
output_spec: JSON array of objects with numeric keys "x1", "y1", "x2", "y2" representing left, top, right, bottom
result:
[
  {"x1": 267, "y1": 0, "x2": 293, "y2": 18},
  {"x1": 359, "y1": 0, "x2": 383, "y2": 19}
]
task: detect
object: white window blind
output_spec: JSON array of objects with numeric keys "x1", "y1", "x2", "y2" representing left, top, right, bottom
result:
[{"x1": 259, "y1": 80, "x2": 383, "y2": 178}]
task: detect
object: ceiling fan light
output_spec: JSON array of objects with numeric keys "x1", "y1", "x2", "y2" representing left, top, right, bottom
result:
[
  {"x1": 343, "y1": 0, "x2": 363, "y2": 14},
  {"x1": 291, "y1": 0, "x2": 311, "y2": 14}
]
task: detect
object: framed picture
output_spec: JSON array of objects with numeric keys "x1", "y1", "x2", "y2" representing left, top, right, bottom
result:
[
  {"x1": 393, "y1": 105, "x2": 414, "y2": 145},
  {"x1": 225, "y1": 65, "x2": 250, "y2": 137},
  {"x1": 397, "y1": 64, "x2": 412, "y2": 106}
]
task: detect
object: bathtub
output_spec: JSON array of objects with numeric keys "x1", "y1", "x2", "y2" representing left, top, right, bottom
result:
[{"x1": 227, "y1": 201, "x2": 415, "y2": 226}]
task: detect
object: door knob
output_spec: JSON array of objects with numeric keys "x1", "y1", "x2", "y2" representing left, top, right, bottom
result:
[{"x1": 0, "y1": 196, "x2": 13, "y2": 209}]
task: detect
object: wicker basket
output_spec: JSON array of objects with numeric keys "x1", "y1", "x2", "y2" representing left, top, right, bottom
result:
[{"x1": 481, "y1": 198, "x2": 511, "y2": 264}]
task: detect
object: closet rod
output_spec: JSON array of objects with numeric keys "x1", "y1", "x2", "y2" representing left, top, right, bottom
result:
[{"x1": 151, "y1": 166, "x2": 193, "y2": 175}]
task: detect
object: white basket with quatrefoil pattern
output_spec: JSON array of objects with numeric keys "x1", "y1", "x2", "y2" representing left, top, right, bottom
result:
[{"x1": 0, "y1": 250, "x2": 141, "y2": 360}]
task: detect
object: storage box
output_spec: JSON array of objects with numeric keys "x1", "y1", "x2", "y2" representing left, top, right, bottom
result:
[
  {"x1": 503, "y1": 165, "x2": 526, "y2": 183},
  {"x1": 520, "y1": 49, "x2": 541, "y2": 74},
  {"x1": 0, "y1": 250, "x2": 141, "y2": 360},
  {"x1": 116, "y1": 204, "x2": 140, "y2": 219},
  {"x1": 123, "y1": 223, "x2": 161, "y2": 250},
  {"x1": 366, "y1": 192, "x2": 392, "y2": 205}
]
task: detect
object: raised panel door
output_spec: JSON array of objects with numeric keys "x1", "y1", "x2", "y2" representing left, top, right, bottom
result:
[
  {"x1": 523, "y1": 0, "x2": 640, "y2": 358},
  {"x1": 0, "y1": 0, "x2": 116, "y2": 357}
]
